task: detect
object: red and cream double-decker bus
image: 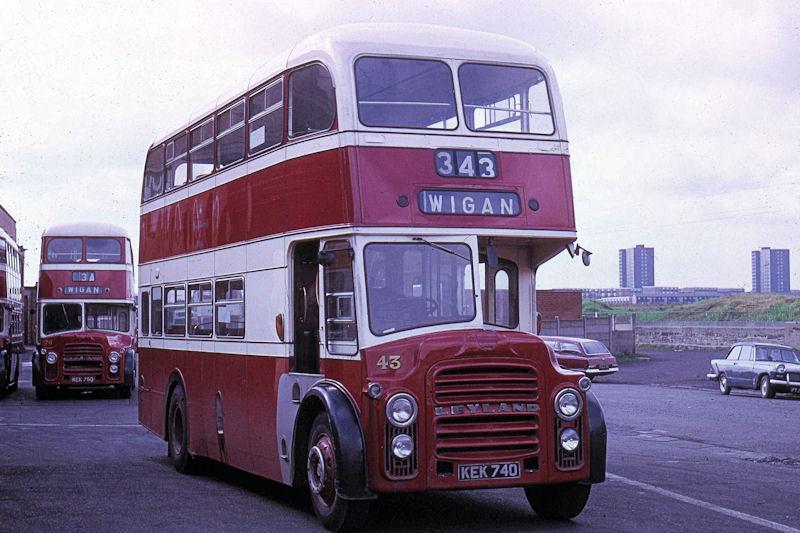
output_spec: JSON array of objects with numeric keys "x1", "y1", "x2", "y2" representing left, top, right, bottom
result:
[
  {"x1": 0, "y1": 208, "x2": 23, "y2": 397},
  {"x1": 33, "y1": 223, "x2": 137, "y2": 400},
  {"x1": 137, "y1": 24, "x2": 605, "y2": 531}
]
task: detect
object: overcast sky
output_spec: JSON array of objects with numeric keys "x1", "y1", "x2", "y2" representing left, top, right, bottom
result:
[{"x1": 1, "y1": 1, "x2": 798, "y2": 290}]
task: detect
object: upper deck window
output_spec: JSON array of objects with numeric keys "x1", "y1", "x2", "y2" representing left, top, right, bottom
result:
[
  {"x1": 142, "y1": 146, "x2": 165, "y2": 201},
  {"x1": 249, "y1": 78, "x2": 284, "y2": 154},
  {"x1": 217, "y1": 100, "x2": 246, "y2": 168},
  {"x1": 165, "y1": 133, "x2": 189, "y2": 191},
  {"x1": 459, "y1": 63, "x2": 554, "y2": 135},
  {"x1": 190, "y1": 119, "x2": 214, "y2": 181},
  {"x1": 86, "y1": 238, "x2": 122, "y2": 263},
  {"x1": 289, "y1": 64, "x2": 335, "y2": 138},
  {"x1": 47, "y1": 238, "x2": 82, "y2": 263},
  {"x1": 355, "y1": 57, "x2": 457, "y2": 130}
]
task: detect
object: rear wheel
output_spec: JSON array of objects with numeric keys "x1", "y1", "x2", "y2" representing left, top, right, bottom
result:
[
  {"x1": 167, "y1": 384, "x2": 198, "y2": 473},
  {"x1": 306, "y1": 412, "x2": 369, "y2": 532},
  {"x1": 759, "y1": 376, "x2": 775, "y2": 399},
  {"x1": 525, "y1": 483, "x2": 591, "y2": 520},
  {"x1": 718, "y1": 373, "x2": 731, "y2": 395}
]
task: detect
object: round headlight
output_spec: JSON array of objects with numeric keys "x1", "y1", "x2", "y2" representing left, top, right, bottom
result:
[
  {"x1": 776, "y1": 364, "x2": 786, "y2": 374},
  {"x1": 555, "y1": 389, "x2": 582, "y2": 421},
  {"x1": 367, "y1": 382, "x2": 383, "y2": 399},
  {"x1": 40, "y1": 348, "x2": 47, "y2": 356},
  {"x1": 391, "y1": 434, "x2": 414, "y2": 459},
  {"x1": 560, "y1": 428, "x2": 580, "y2": 452},
  {"x1": 386, "y1": 393, "x2": 417, "y2": 428},
  {"x1": 109, "y1": 351, "x2": 121, "y2": 364},
  {"x1": 578, "y1": 376, "x2": 592, "y2": 391},
  {"x1": 46, "y1": 352, "x2": 58, "y2": 365},
  {"x1": 109, "y1": 364, "x2": 119, "y2": 374}
]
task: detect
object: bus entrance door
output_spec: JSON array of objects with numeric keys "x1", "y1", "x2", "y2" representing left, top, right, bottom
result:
[{"x1": 292, "y1": 241, "x2": 320, "y2": 374}]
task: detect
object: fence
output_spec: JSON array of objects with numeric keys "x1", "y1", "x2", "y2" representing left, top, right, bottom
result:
[{"x1": 540, "y1": 315, "x2": 637, "y2": 354}]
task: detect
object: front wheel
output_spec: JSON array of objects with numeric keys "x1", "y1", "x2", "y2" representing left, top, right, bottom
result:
[
  {"x1": 525, "y1": 483, "x2": 591, "y2": 520},
  {"x1": 759, "y1": 376, "x2": 775, "y2": 399},
  {"x1": 167, "y1": 384, "x2": 199, "y2": 474},
  {"x1": 307, "y1": 413, "x2": 369, "y2": 532},
  {"x1": 719, "y1": 373, "x2": 731, "y2": 395},
  {"x1": 116, "y1": 385, "x2": 133, "y2": 399}
]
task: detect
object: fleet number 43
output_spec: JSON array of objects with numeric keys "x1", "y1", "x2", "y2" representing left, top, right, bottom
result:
[{"x1": 376, "y1": 355, "x2": 401, "y2": 370}]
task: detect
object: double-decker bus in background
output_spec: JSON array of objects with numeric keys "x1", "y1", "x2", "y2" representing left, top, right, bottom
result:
[
  {"x1": 33, "y1": 223, "x2": 137, "y2": 400},
  {"x1": 137, "y1": 24, "x2": 605, "y2": 531},
  {"x1": 0, "y1": 210, "x2": 24, "y2": 397}
]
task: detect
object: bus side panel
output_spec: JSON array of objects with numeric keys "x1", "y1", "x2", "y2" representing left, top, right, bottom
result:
[
  {"x1": 140, "y1": 148, "x2": 354, "y2": 265},
  {"x1": 137, "y1": 346, "x2": 165, "y2": 437},
  {"x1": 246, "y1": 355, "x2": 289, "y2": 481}
]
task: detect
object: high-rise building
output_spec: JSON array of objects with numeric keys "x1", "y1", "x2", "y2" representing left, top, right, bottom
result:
[
  {"x1": 751, "y1": 247, "x2": 790, "y2": 293},
  {"x1": 619, "y1": 245, "x2": 654, "y2": 289}
]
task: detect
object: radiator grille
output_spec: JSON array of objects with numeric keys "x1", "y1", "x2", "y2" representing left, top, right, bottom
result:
[
  {"x1": 432, "y1": 362, "x2": 539, "y2": 460},
  {"x1": 63, "y1": 343, "x2": 104, "y2": 373},
  {"x1": 384, "y1": 424, "x2": 418, "y2": 478},
  {"x1": 788, "y1": 373, "x2": 800, "y2": 382}
]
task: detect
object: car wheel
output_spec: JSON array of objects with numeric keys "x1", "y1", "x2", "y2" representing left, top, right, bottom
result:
[
  {"x1": 718, "y1": 373, "x2": 731, "y2": 395},
  {"x1": 307, "y1": 412, "x2": 369, "y2": 532},
  {"x1": 9, "y1": 356, "x2": 19, "y2": 392},
  {"x1": 759, "y1": 376, "x2": 774, "y2": 399},
  {"x1": 525, "y1": 483, "x2": 591, "y2": 520},
  {"x1": 167, "y1": 384, "x2": 199, "y2": 474}
]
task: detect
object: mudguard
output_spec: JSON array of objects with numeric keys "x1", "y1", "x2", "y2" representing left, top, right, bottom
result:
[
  {"x1": 295, "y1": 382, "x2": 374, "y2": 500},
  {"x1": 586, "y1": 389, "x2": 607, "y2": 483},
  {"x1": 124, "y1": 348, "x2": 136, "y2": 388},
  {"x1": 31, "y1": 351, "x2": 42, "y2": 387}
]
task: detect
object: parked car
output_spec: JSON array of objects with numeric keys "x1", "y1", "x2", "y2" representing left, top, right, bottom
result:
[
  {"x1": 707, "y1": 342, "x2": 800, "y2": 398},
  {"x1": 542, "y1": 336, "x2": 619, "y2": 379}
]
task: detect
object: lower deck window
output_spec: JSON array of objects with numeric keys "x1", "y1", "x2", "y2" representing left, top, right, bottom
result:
[
  {"x1": 164, "y1": 286, "x2": 186, "y2": 336},
  {"x1": 215, "y1": 278, "x2": 244, "y2": 337}
]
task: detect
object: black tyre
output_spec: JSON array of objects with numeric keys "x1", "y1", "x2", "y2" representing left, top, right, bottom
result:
[
  {"x1": 718, "y1": 373, "x2": 731, "y2": 395},
  {"x1": 759, "y1": 376, "x2": 775, "y2": 399},
  {"x1": 9, "y1": 355, "x2": 20, "y2": 392},
  {"x1": 117, "y1": 385, "x2": 133, "y2": 399},
  {"x1": 525, "y1": 483, "x2": 591, "y2": 520},
  {"x1": 167, "y1": 384, "x2": 198, "y2": 474},
  {"x1": 307, "y1": 412, "x2": 369, "y2": 532},
  {"x1": 35, "y1": 385, "x2": 55, "y2": 401}
]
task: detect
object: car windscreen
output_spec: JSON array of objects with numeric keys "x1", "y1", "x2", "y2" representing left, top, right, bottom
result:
[
  {"x1": 755, "y1": 346, "x2": 799, "y2": 363},
  {"x1": 355, "y1": 57, "x2": 457, "y2": 129},
  {"x1": 365, "y1": 242, "x2": 474, "y2": 335},
  {"x1": 43, "y1": 303, "x2": 82, "y2": 335},
  {"x1": 558, "y1": 342, "x2": 582, "y2": 354},
  {"x1": 583, "y1": 340, "x2": 611, "y2": 355},
  {"x1": 85, "y1": 303, "x2": 130, "y2": 333}
]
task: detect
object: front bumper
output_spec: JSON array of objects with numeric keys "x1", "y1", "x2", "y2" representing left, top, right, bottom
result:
[
  {"x1": 586, "y1": 366, "x2": 619, "y2": 377},
  {"x1": 769, "y1": 377, "x2": 800, "y2": 392}
]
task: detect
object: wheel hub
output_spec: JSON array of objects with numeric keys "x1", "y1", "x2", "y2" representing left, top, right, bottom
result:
[{"x1": 307, "y1": 434, "x2": 336, "y2": 506}]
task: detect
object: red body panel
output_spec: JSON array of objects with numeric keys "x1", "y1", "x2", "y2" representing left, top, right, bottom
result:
[
  {"x1": 139, "y1": 329, "x2": 590, "y2": 492},
  {"x1": 139, "y1": 146, "x2": 573, "y2": 263},
  {"x1": 39, "y1": 332, "x2": 133, "y2": 387},
  {"x1": 37, "y1": 270, "x2": 133, "y2": 300}
]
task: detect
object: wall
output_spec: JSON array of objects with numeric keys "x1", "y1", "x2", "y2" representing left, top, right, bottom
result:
[
  {"x1": 636, "y1": 321, "x2": 800, "y2": 350},
  {"x1": 536, "y1": 289, "x2": 582, "y2": 319}
]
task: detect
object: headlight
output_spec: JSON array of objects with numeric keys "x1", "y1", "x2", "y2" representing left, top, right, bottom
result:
[
  {"x1": 776, "y1": 364, "x2": 786, "y2": 374},
  {"x1": 109, "y1": 351, "x2": 121, "y2": 364},
  {"x1": 391, "y1": 434, "x2": 414, "y2": 459},
  {"x1": 554, "y1": 389, "x2": 582, "y2": 421},
  {"x1": 109, "y1": 364, "x2": 119, "y2": 374},
  {"x1": 46, "y1": 352, "x2": 58, "y2": 365},
  {"x1": 386, "y1": 393, "x2": 417, "y2": 427},
  {"x1": 560, "y1": 428, "x2": 580, "y2": 452},
  {"x1": 40, "y1": 347, "x2": 47, "y2": 356}
]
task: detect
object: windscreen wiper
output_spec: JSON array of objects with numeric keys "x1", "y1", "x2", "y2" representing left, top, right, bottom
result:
[{"x1": 412, "y1": 237, "x2": 470, "y2": 262}]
